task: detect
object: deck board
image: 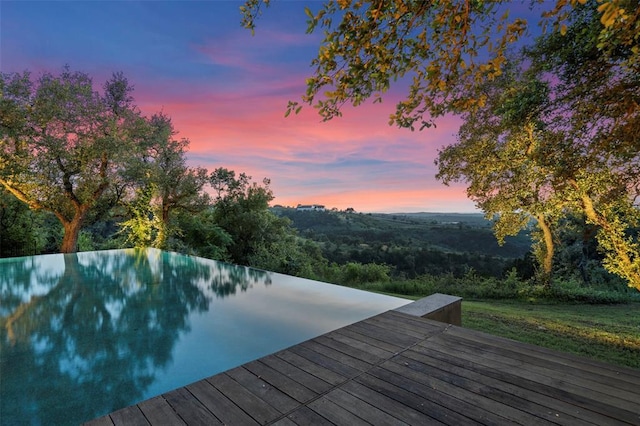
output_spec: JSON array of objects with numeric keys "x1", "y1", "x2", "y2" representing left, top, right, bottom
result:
[{"x1": 85, "y1": 311, "x2": 640, "y2": 426}]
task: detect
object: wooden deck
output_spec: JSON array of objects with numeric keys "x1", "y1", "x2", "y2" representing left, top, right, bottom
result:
[{"x1": 86, "y1": 310, "x2": 640, "y2": 425}]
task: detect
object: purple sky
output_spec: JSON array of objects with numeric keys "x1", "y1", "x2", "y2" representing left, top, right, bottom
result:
[{"x1": 1, "y1": 1, "x2": 543, "y2": 213}]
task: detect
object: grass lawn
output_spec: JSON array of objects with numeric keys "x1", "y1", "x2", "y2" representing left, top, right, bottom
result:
[{"x1": 462, "y1": 300, "x2": 640, "y2": 369}]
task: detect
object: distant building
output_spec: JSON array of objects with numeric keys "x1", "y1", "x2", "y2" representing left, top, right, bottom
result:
[{"x1": 296, "y1": 204, "x2": 326, "y2": 212}]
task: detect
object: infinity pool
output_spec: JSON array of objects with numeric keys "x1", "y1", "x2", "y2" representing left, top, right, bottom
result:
[{"x1": 0, "y1": 248, "x2": 409, "y2": 425}]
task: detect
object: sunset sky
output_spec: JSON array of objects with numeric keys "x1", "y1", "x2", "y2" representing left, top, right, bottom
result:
[{"x1": 1, "y1": 1, "x2": 537, "y2": 213}]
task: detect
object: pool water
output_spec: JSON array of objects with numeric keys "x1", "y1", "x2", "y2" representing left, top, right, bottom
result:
[{"x1": 0, "y1": 248, "x2": 409, "y2": 425}]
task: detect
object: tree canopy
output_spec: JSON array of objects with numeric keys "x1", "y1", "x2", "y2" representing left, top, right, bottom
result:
[
  {"x1": 0, "y1": 67, "x2": 146, "y2": 253},
  {"x1": 242, "y1": 0, "x2": 638, "y2": 129},
  {"x1": 242, "y1": 0, "x2": 640, "y2": 290}
]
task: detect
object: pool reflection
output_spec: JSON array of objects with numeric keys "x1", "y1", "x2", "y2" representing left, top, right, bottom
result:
[{"x1": 0, "y1": 248, "x2": 271, "y2": 425}]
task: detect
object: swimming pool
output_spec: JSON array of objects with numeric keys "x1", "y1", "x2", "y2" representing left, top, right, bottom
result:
[{"x1": 0, "y1": 248, "x2": 409, "y2": 425}]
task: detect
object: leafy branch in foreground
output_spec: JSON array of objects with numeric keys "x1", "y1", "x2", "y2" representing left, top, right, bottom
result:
[{"x1": 242, "y1": 0, "x2": 638, "y2": 129}]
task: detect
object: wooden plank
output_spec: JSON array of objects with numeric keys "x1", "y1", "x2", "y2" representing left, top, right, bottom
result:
[
  {"x1": 341, "y1": 378, "x2": 447, "y2": 425},
  {"x1": 324, "y1": 328, "x2": 396, "y2": 359},
  {"x1": 385, "y1": 310, "x2": 452, "y2": 331},
  {"x1": 277, "y1": 406, "x2": 335, "y2": 426},
  {"x1": 162, "y1": 387, "x2": 222, "y2": 425},
  {"x1": 288, "y1": 343, "x2": 361, "y2": 378},
  {"x1": 137, "y1": 396, "x2": 187, "y2": 425},
  {"x1": 417, "y1": 337, "x2": 640, "y2": 424},
  {"x1": 346, "y1": 320, "x2": 421, "y2": 348},
  {"x1": 300, "y1": 339, "x2": 382, "y2": 371},
  {"x1": 394, "y1": 352, "x2": 595, "y2": 426},
  {"x1": 445, "y1": 325, "x2": 640, "y2": 381},
  {"x1": 205, "y1": 373, "x2": 281, "y2": 424},
  {"x1": 269, "y1": 417, "x2": 298, "y2": 426},
  {"x1": 443, "y1": 325, "x2": 640, "y2": 390},
  {"x1": 380, "y1": 359, "x2": 556, "y2": 426},
  {"x1": 399, "y1": 349, "x2": 607, "y2": 426},
  {"x1": 428, "y1": 332, "x2": 639, "y2": 407},
  {"x1": 225, "y1": 366, "x2": 300, "y2": 413},
  {"x1": 243, "y1": 359, "x2": 318, "y2": 403},
  {"x1": 324, "y1": 387, "x2": 411, "y2": 426},
  {"x1": 368, "y1": 311, "x2": 447, "y2": 338},
  {"x1": 359, "y1": 366, "x2": 519, "y2": 426},
  {"x1": 275, "y1": 349, "x2": 347, "y2": 386},
  {"x1": 314, "y1": 334, "x2": 385, "y2": 365},
  {"x1": 186, "y1": 379, "x2": 258, "y2": 425},
  {"x1": 259, "y1": 353, "x2": 334, "y2": 394},
  {"x1": 108, "y1": 406, "x2": 150, "y2": 426},
  {"x1": 332, "y1": 325, "x2": 405, "y2": 353},
  {"x1": 413, "y1": 344, "x2": 631, "y2": 426},
  {"x1": 308, "y1": 396, "x2": 371, "y2": 426}
]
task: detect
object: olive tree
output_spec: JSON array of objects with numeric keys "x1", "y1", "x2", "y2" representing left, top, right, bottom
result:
[{"x1": 0, "y1": 67, "x2": 146, "y2": 253}]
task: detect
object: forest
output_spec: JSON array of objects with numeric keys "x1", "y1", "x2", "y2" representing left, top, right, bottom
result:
[{"x1": 2, "y1": 0, "x2": 639, "y2": 303}]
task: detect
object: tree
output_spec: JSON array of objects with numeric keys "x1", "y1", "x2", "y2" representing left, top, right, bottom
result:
[
  {"x1": 439, "y1": 3, "x2": 640, "y2": 289},
  {"x1": 436, "y1": 64, "x2": 563, "y2": 283},
  {"x1": 243, "y1": 0, "x2": 640, "y2": 290},
  {"x1": 0, "y1": 67, "x2": 146, "y2": 253},
  {"x1": 209, "y1": 168, "x2": 293, "y2": 266},
  {"x1": 121, "y1": 113, "x2": 210, "y2": 249},
  {"x1": 242, "y1": 0, "x2": 638, "y2": 129}
]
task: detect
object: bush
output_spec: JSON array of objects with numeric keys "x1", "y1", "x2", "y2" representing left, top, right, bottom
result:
[{"x1": 333, "y1": 268, "x2": 640, "y2": 304}]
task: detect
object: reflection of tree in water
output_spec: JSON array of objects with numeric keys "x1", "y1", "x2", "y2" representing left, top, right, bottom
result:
[
  {"x1": 208, "y1": 260, "x2": 272, "y2": 298},
  {"x1": 0, "y1": 248, "x2": 224, "y2": 425}
]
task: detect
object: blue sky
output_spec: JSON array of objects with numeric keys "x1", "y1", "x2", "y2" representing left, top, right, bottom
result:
[{"x1": 2, "y1": 0, "x2": 542, "y2": 213}]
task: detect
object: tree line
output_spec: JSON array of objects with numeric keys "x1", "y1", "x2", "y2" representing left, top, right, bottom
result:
[
  {"x1": 0, "y1": 67, "x2": 319, "y2": 275},
  {"x1": 244, "y1": 0, "x2": 640, "y2": 291},
  {"x1": 3, "y1": 0, "x2": 639, "y2": 293}
]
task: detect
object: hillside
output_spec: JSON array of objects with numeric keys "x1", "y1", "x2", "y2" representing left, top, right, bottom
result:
[{"x1": 272, "y1": 208, "x2": 533, "y2": 279}]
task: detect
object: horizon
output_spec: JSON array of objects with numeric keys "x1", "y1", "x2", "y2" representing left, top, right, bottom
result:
[{"x1": 0, "y1": 1, "x2": 544, "y2": 214}]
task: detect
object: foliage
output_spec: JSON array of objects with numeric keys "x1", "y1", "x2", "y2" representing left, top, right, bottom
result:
[
  {"x1": 209, "y1": 168, "x2": 295, "y2": 266},
  {"x1": 242, "y1": 0, "x2": 638, "y2": 129},
  {"x1": 436, "y1": 66, "x2": 560, "y2": 283},
  {"x1": 170, "y1": 209, "x2": 232, "y2": 260},
  {"x1": 127, "y1": 113, "x2": 210, "y2": 248},
  {"x1": 249, "y1": 236, "x2": 329, "y2": 279},
  {"x1": 0, "y1": 67, "x2": 147, "y2": 253},
  {"x1": 437, "y1": 3, "x2": 640, "y2": 289},
  {"x1": 118, "y1": 184, "x2": 162, "y2": 248},
  {"x1": 242, "y1": 1, "x2": 640, "y2": 291},
  {"x1": 0, "y1": 188, "x2": 49, "y2": 256},
  {"x1": 325, "y1": 261, "x2": 392, "y2": 286},
  {"x1": 279, "y1": 208, "x2": 530, "y2": 279}
]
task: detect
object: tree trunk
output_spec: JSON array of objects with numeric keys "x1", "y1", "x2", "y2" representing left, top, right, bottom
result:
[
  {"x1": 60, "y1": 217, "x2": 84, "y2": 253},
  {"x1": 536, "y1": 214, "x2": 554, "y2": 285}
]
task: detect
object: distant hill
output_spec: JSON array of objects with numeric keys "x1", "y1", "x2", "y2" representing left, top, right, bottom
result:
[{"x1": 273, "y1": 208, "x2": 531, "y2": 259}]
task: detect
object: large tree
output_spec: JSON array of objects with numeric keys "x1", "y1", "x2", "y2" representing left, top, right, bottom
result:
[
  {"x1": 243, "y1": 0, "x2": 640, "y2": 290},
  {"x1": 436, "y1": 67, "x2": 563, "y2": 282},
  {"x1": 120, "y1": 113, "x2": 210, "y2": 249},
  {"x1": 441, "y1": 3, "x2": 639, "y2": 289},
  {"x1": 0, "y1": 67, "x2": 146, "y2": 253}
]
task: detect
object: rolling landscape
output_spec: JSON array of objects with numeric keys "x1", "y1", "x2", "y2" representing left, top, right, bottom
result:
[{"x1": 1, "y1": 5, "x2": 639, "y2": 425}]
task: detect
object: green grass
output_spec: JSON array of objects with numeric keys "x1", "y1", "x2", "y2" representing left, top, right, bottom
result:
[{"x1": 462, "y1": 300, "x2": 640, "y2": 369}]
